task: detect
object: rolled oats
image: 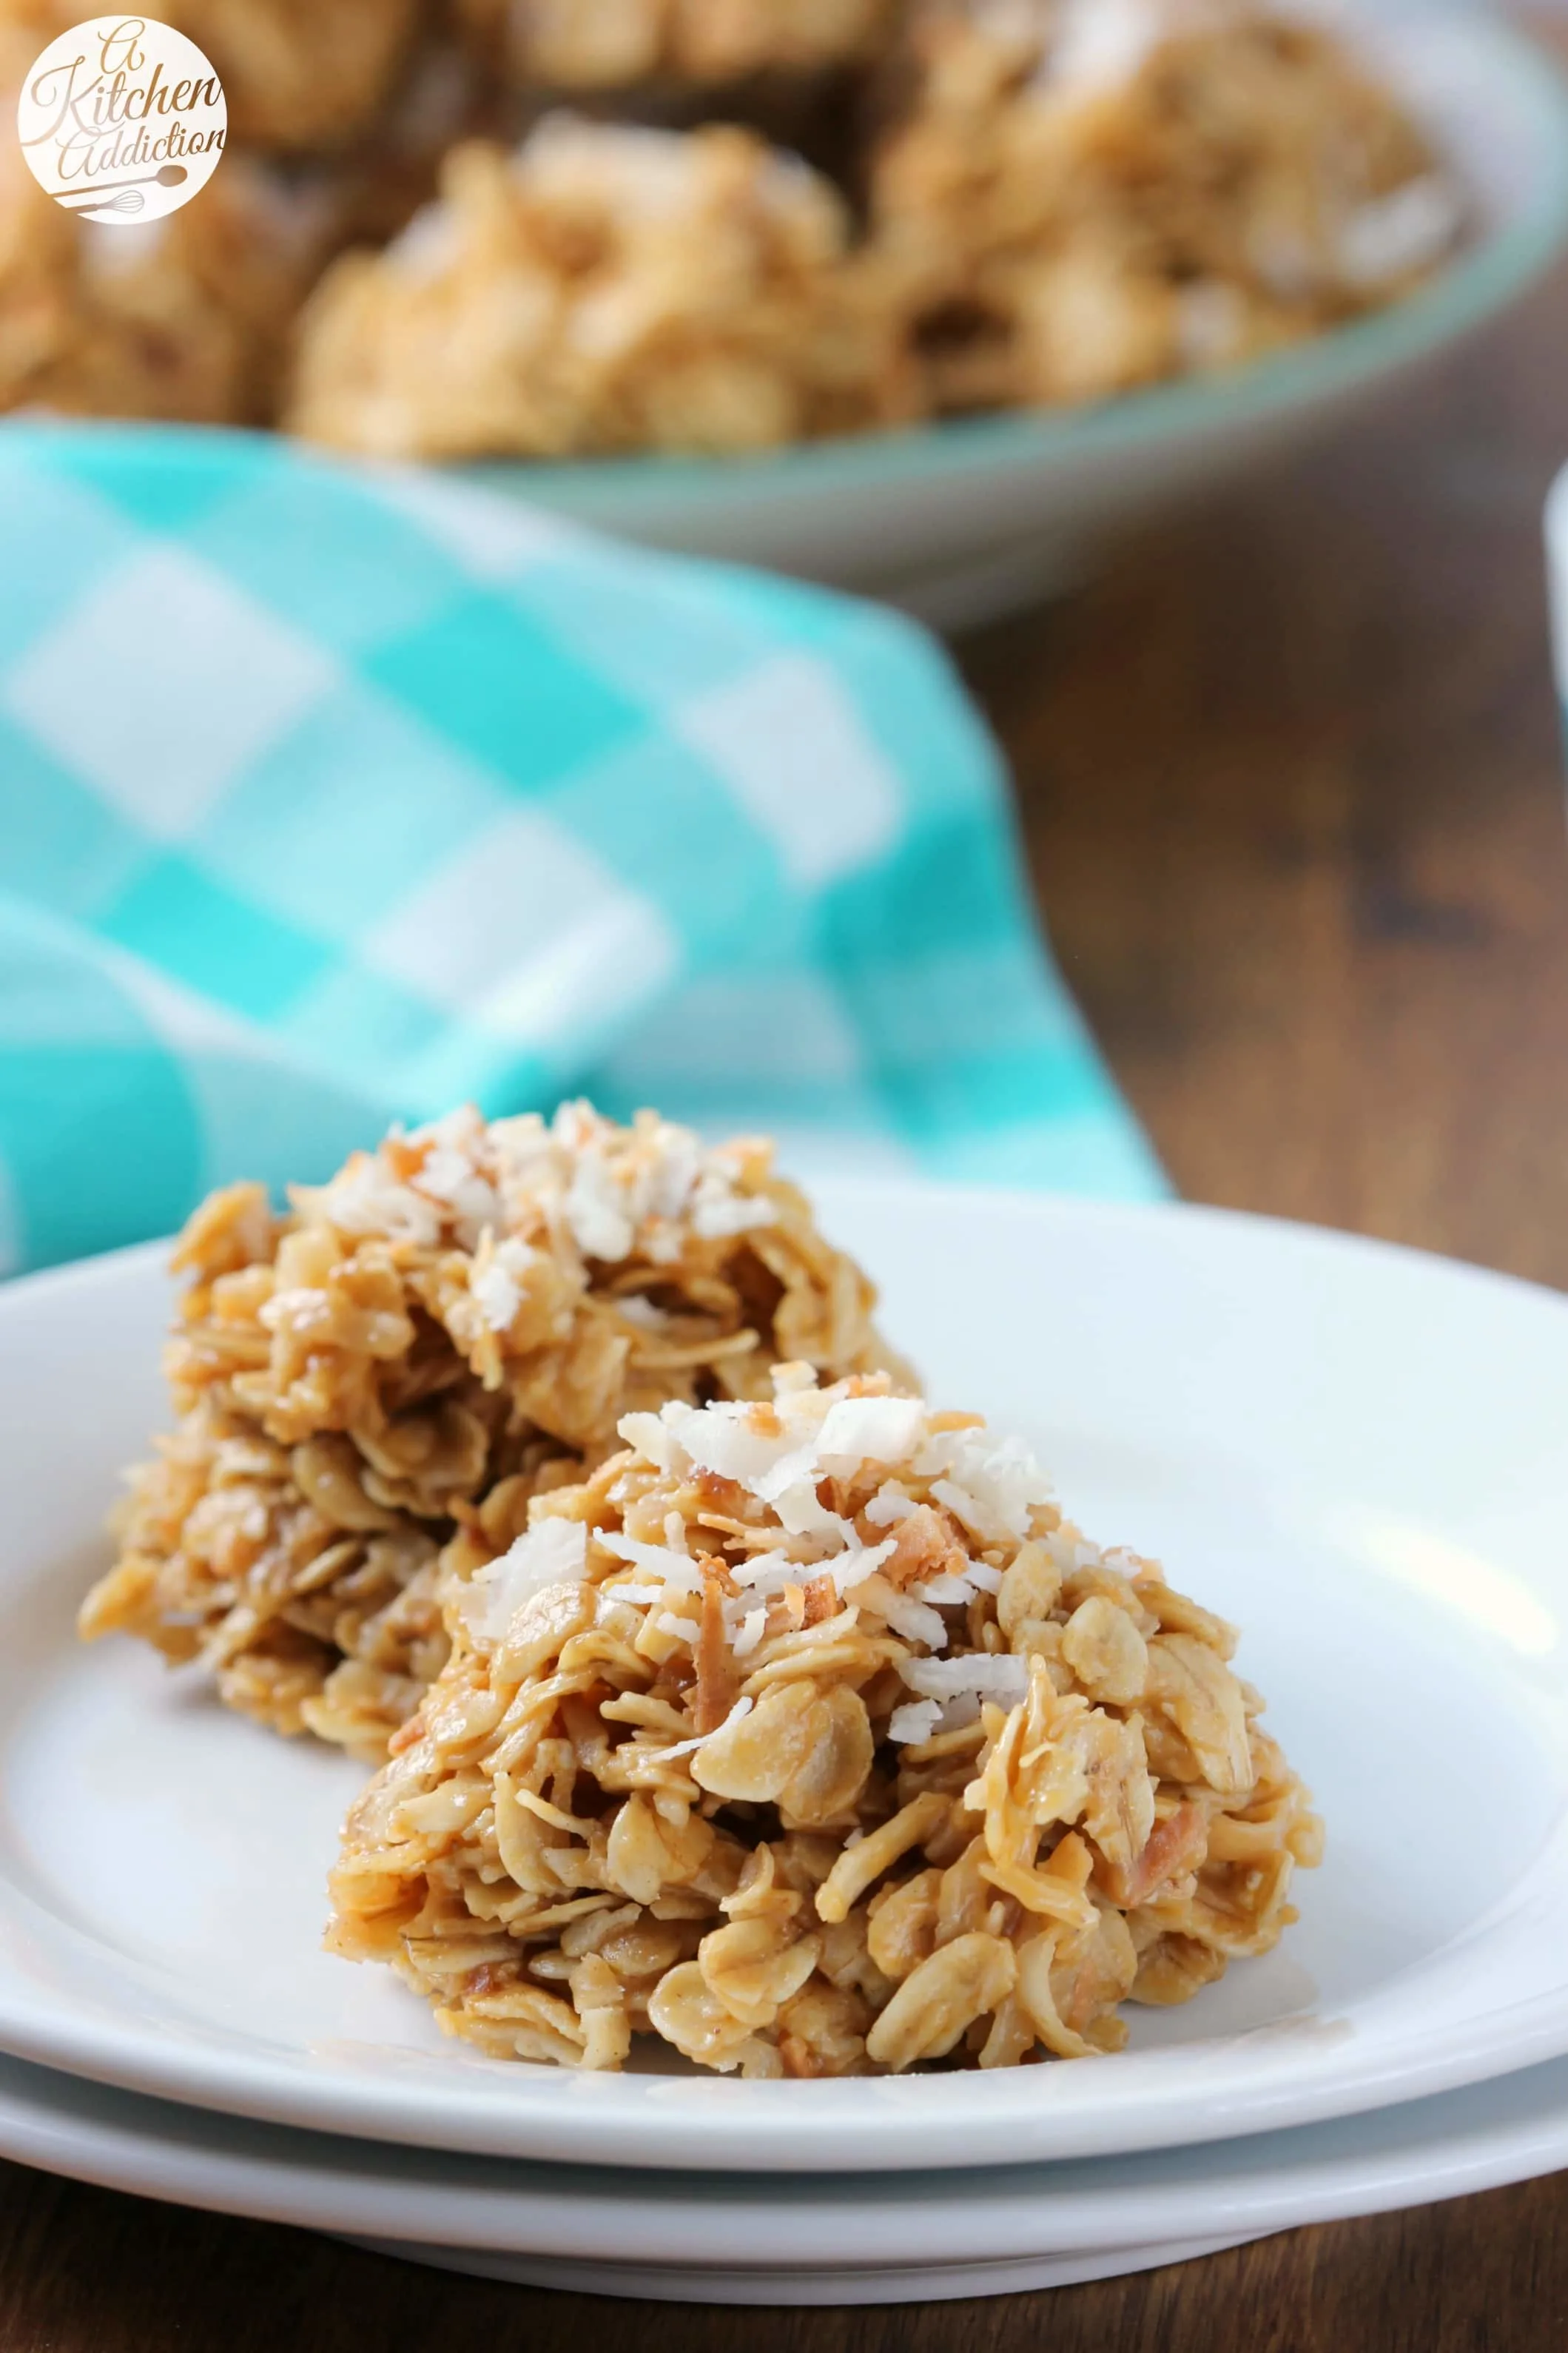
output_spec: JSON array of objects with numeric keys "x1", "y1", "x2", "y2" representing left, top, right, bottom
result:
[
  {"x1": 286, "y1": 113, "x2": 916, "y2": 459},
  {"x1": 327, "y1": 1365, "x2": 1320, "y2": 2072},
  {"x1": 0, "y1": 138, "x2": 332, "y2": 424},
  {"x1": 868, "y1": 0, "x2": 1461, "y2": 415},
  {"x1": 458, "y1": 0, "x2": 894, "y2": 93},
  {"x1": 4, "y1": 0, "x2": 1460, "y2": 445},
  {"x1": 79, "y1": 1104, "x2": 906, "y2": 1758}
]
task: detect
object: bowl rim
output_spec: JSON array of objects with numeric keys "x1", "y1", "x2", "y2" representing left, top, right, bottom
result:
[{"x1": 460, "y1": 9, "x2": 1568, "y2": 515}]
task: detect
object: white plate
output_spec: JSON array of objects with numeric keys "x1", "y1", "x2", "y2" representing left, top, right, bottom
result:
[
  {"x1": 466, "y1": 7, "x2": 1568, "y2": 623},
  {"x1": 3, "y1": 1188, "x2": 1568, "y2": 2172},
  {"x1": 1, "y1": 2041, "x2": 1567, "y2": 2306},
  {"x1": 347, "y1": 2235, "x2": 1262, "y2": 2304}
]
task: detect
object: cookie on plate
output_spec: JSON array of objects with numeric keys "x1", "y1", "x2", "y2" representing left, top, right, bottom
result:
[
  {"x1": 79, "y1": 1105, "x2": 907, "y2": 1758},
  {"x1": 328, "y1": 1366, "x2": 1320, "y2": 2073}
]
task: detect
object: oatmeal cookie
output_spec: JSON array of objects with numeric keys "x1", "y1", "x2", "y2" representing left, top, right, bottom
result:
[
  {"x1": 286, "y1": 114, "x2": 914, "y2": 459},
  {"x1": 456, "y1": 0, "x2": 894, "y2": 95},
  {"x1": 328, "y1": 1366, "x2": 1320, "y2": 2072},
  {"x1": 1, "y1": 0, "x2": 420, "y2": 149},
  {"x1": 869, "y1": 0, "x2": 1461, "y2": 411},
  {"x1": 173, "y1": 0, "x2": 420, "y2": 149},
  {"x1": 0, "y1": 140, "x2": 331, "y2": 423},
  {"x1": 80, "y1": 1106, "x2": 907, "y2": 1758}
]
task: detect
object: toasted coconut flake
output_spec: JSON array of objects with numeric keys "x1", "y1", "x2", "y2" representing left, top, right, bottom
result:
[
  {"x1": 80, "y1": 1105, "x2": 906, "y2": 1757},
  {"x1": 329, "y1": 1370, "x2": 1319, "y2": 2073}
]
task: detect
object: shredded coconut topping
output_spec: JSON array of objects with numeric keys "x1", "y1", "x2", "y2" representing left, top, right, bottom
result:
[
  {"x1": 732, "y1": 1607, "x2": 768, "y2": 1658},
  {"x1": 462, "y1": 1519, "x2": 588, "y2": 1643},
  {"x1": 899, "y1": 1653, "x2": 1031, "y2": 1707},
  {"x1": 1339, "y1": 176, "x2": 1461, "y2": 287},
  {"x1": 457, "y1": 1371, "x2": 1077, "y2": 1739},
  {"x1": 918, "y1": 1429, "x2": 1055, "y2": 1544},
  {"x1": 815, "y1": 1395, "x2": 927, "y2": 1468},
  {"x1": 309, "y1": 1100, "x2": 777, "y2": 1276},
  {"x1": 597, "y1": 1532, "x2": 704, "y2": 1593},
  {"x1": 622, "y1": 1377, "x2": 1054, "y2": 1568},
  {"x1": 309, "y1": 1158, "x2": 443, "y2": 1247},
  {"x1": 886, "y1": 1698, "x2": 943, "y2": 1746},
  {"x1": 650, "y1": 1693, "x2": 756, "y2": 1763},
  {"x1": 864, "y1": 1481, "x2": 918, "y2": 1526},
  {"x1": 615, "y1": 1296, "x2": 673, "y2": 1331},
  {"x1": 489, "y1": 1102, "x2": 777, "y2": 1265},
  {"x1": 1047, "y1": 0, "x2": 1164, "y2": 92},
  {"x1": 594, "y1": 1372, "x2": 1057, "y2": 1667},
  {"x1": 471, "y1": 1236, "x2": 538, "y2": 1333}
]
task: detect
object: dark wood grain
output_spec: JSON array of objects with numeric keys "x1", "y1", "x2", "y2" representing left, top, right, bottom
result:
[
  {"x1": 8, "y1": 70, "x2": 1568, "y2": 2353},
  {"x1": 0, "y1": 2157, "x2": 1565, "y2": 2352},
  {"x1": 969, "y1": 226, "x2": 1568, "y2": 1291}
]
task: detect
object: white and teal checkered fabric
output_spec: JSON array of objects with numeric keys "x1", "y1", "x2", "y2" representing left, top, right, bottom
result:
[{"x1": 0, "y1": 421, "x2": 1161, "y2": 1276}]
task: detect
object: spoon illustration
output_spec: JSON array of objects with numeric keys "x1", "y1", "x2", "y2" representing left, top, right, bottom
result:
[{"x1": 58, "y1": 163, "x2": 188, "y2": 212}]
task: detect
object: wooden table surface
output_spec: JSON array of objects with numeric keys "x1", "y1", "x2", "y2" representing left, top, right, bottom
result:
[{"x1": 7, "y1": 127, "x2": 1568, "y2": 2353}]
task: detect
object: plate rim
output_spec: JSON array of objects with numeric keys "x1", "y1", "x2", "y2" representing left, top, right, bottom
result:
[{"x1": 0, "y1": 2039, "x2": 1564, "y2": 2268}]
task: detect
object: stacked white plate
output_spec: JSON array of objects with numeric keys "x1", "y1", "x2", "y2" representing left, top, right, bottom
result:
[{"x1": 2, "y1": 1184, "x2": 1567, "y2": 2303}]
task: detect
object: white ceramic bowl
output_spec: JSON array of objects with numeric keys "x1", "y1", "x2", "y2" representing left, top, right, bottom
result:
[
  {"x1": 1542, "y1": 448, "x2": 1568, "y2": 712},
  {"x1": 4, "y1": 1187, "x2": 1568, "y2": 2175},
  {"x1": 469, "y1": 7, "x2": 1568, "y2": 625}
]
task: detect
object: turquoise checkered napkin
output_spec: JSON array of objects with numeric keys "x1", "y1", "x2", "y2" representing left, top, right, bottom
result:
[{"x1": 0, "y1": 421, "x2": 1161, "y2": 1276}]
